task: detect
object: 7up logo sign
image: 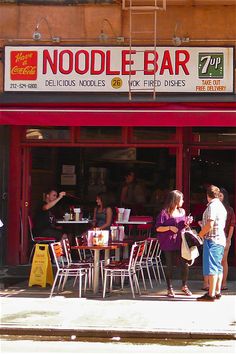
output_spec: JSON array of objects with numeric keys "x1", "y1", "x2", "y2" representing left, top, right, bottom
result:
[{"x1": 198, "y1": 52, "x2": 224, "y2": 79}]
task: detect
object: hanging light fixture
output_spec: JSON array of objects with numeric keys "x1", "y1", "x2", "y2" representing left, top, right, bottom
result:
[
  {"x1": 32, "y1": 17, "x2": 60, "y2": 43},
  {"x1": 98, "y1": 18, "x2": 124, "y2": 43},
  {"x1": 172, "y1": 21, "x2": 189, "y2": 46}
]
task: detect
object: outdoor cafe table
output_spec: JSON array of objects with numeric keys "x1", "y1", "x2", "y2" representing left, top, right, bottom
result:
[
  {"x1": 115, "y1": 220, "x2": 153, "y2": 225},
  {"x1": 71, "y1": 242, "x2": 128, "y2": 295},
  {"x1": 56, "y1": 219, "x2": 91, "y2": 224},
  {"x1": 56, "y1": 219, "x2": 92, "y2": 238},
  {"x1": 116, "y1": 218, "x2": 153, "y2": 239}
]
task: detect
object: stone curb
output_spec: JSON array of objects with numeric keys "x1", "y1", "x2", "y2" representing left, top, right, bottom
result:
[{"x1": 1, "y1": 326, "x2": 235, "y2": 340}]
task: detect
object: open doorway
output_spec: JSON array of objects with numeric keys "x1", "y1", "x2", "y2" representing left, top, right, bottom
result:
[{"x1": 190, "y1": 149, "x2": 236, "y2": 265}]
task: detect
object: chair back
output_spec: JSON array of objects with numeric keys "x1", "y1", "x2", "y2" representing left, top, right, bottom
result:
[
  {"x1": 75, "y1": 236, "x2": 86, "y2": 261},
  {"x1": 128, "y1": 240, "x2": 146, "y2": 270},
  {"x1": 146, "y1": 238, "x2": 159, "y2": 261},
  {"x1": 51, "y1": 242, "x2": 65, "y2": 268},
  {"x1": 62, "y1": 238, "x2": 73, "y2": 264},
  {"x1": 153, "y1": 240, "x2": 162, "y2": 260},
  {"x1": 75, "y1": 235, "x2": 93, "y2": 261}
]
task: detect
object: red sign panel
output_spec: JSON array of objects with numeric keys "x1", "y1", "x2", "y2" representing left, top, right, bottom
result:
[{"x1": 10, "y1": 51, "x2": 38, "y2": 80}]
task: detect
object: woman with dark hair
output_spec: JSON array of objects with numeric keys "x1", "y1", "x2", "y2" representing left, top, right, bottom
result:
[
  {"x1": 219, "y1": 188, "x2": 235, "y2": 290},
  {"x1": 92, "y1": 193, "x2": 113, "y2": 230},
  {"x1": 155, "y1": 190, "x2": 192, "y2": 297}
]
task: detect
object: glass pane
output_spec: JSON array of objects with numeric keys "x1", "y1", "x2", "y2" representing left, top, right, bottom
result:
[
  {"x1": 31, "y1": 147, "x2": 53, "y2": 170},
  {"x1": 79, "y1": 127, "x2": 122, "y2": 141},
  {"x1": 192, "y1": 128, "x2": 236, "y2": 143},
  {"x1": 132, "y1": 127, "x2": 176, "y2": 142},
  {"x1": 25, "y1": 127, "x2": 70, "y2": 140}
]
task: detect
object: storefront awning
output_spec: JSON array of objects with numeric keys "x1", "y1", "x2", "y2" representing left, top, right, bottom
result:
[{"x1": 0, "y1": 102, "x2": 236, "y2": 126}]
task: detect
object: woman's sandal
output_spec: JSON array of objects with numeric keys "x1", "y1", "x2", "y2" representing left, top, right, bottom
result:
[
  {"x1": 167, "y1": 287, "x2": 175, "y2": 298},
  {"x1": 181, "y1": 285, "x2": 192, "y2": 296},
  {"x1": 201, "y1": 286, "x2": 209, "y2": 291}
]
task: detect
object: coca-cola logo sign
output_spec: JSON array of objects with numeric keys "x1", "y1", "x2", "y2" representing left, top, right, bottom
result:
[{"x1": 10, "y1": 51, "x2": 37, "y2": 80}]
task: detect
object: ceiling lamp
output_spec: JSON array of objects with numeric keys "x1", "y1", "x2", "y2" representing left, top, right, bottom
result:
[{"x1": 32, "y1": 17, "x2": 60, "y2": 43}]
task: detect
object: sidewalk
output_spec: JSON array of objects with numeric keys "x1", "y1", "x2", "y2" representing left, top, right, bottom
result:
[{"x1": 1, "y1": 279, "x2": 236, "y2": 340}]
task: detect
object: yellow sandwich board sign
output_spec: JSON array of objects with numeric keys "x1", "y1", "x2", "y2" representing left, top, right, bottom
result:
[{"x1": 29, "y1": 244, "x2": 54, "y2": 287}]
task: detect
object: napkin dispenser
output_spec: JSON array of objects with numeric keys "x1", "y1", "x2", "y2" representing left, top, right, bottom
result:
[
  {"x1": 87, "y1": 230, "x2": 109, "y2": 246},
  {"x1": 123, "y1": 209, "x2": 131, "y2": 222}
]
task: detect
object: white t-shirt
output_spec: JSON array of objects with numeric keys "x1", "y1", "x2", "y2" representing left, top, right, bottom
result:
[
  {"x1": 0, "y1": 219, "x2": 3, "y2": 227},
  {"x1": 202, "y1": 198, "x2": 227, "y2": 247}
]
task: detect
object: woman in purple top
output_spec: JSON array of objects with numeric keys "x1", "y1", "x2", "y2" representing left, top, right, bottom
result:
[{"x1": 156, "y1": 190, "x2": 192, "y2": 297}]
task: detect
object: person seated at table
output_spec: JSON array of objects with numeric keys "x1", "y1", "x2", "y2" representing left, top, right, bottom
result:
[
  {"x1": 92, "y1": 192, "x2": 113, "y2": 230},
  {"x1": 33, "y1": 189, "x2": 67, "y2": 241}
]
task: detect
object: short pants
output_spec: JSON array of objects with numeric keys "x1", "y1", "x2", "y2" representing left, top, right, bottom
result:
[{"x1": 203, "y1": 239, "x2": 224, "y2": 276}]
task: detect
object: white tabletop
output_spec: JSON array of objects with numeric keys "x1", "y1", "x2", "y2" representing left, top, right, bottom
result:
[
  {"x1": 56, "y1": 219, "x2": 91, "y2": 224},
  {"x1": 116, "y1": 220, "x2": 152, "y2": 225}
]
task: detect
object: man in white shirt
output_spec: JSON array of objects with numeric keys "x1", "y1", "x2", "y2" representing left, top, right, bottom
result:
[{"x1": 197, "y1": 185, "x2": 227, "y2": 302}]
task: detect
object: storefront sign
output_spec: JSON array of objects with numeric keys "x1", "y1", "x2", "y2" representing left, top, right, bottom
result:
[{"x1": 4, "y1": 46, "x2": 234, "y2": 93}]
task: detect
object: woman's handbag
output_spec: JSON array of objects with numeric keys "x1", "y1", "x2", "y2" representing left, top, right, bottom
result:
[{"x1": 181, "y1": 228, "x2": 203, "y2": 266}]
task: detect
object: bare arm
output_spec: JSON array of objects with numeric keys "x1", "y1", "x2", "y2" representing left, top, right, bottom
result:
[
  {"x1": 199, "y1": 219, "x2": 214, "y2": 239},
  {"x1": 156, "y1": 225, "x2": 179, "y2": 233},
  {"x1": 227, "y1": 225, "x2": 234, "y2": 240},
  {"x1": 98, "y1": 207, "x2": 113, "y2": 230},
  {"x1": 42, "y1": 191, "x2": 66, "y2": 211},
  {"x1": 226, "y1": 225, "x2": 234, "y2": 247}
]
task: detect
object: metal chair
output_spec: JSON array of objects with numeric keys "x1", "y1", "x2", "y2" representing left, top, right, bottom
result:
[
  {"x1": 28, "y1": 215, "x2": 56, "y2": 263},
  {"x1": 141, "y1": 238, "x2": 161, "y2": 288},
  {"x1": 74, "y1": 235, "x2": 93, "y2": 262},
  {"x1": 152, "y1": 240, "x2": 166, "y2": 284},
  {"x1": 63, "y1": 237, "x2": 93, "y2": 289},
  {"x1": 74, "y1": 235, "x2": 113, "y2": 286},
  {"x1": 102, "y1": 240, "x2": 146, "y2": 299},
  {"x1": 50, "y1": 242, "x2": 87, "y2": 297}
]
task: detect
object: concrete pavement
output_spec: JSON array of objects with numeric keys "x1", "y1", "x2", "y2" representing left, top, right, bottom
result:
[{"x1": 0, "y1": 279, "x2": 235, "y2": 340}]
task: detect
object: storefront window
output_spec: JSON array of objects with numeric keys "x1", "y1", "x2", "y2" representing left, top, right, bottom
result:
[
  {"x1": 79, "y1": 127, "x2": 122, "y2": 141},
  {"x1": 25, "y1": 127, "x2": 70, "y2": 141},
  {"x1": 192, "y1": 128, "x2": 236, "y2": 143},
  {"x1": 131, "y1": 127, "x2": 176, "y2": 142}
]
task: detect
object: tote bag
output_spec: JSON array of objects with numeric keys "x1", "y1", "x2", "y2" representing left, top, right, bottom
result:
[{"x1": 181, "y1": 229, "x2": 202, "y2": 265}]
